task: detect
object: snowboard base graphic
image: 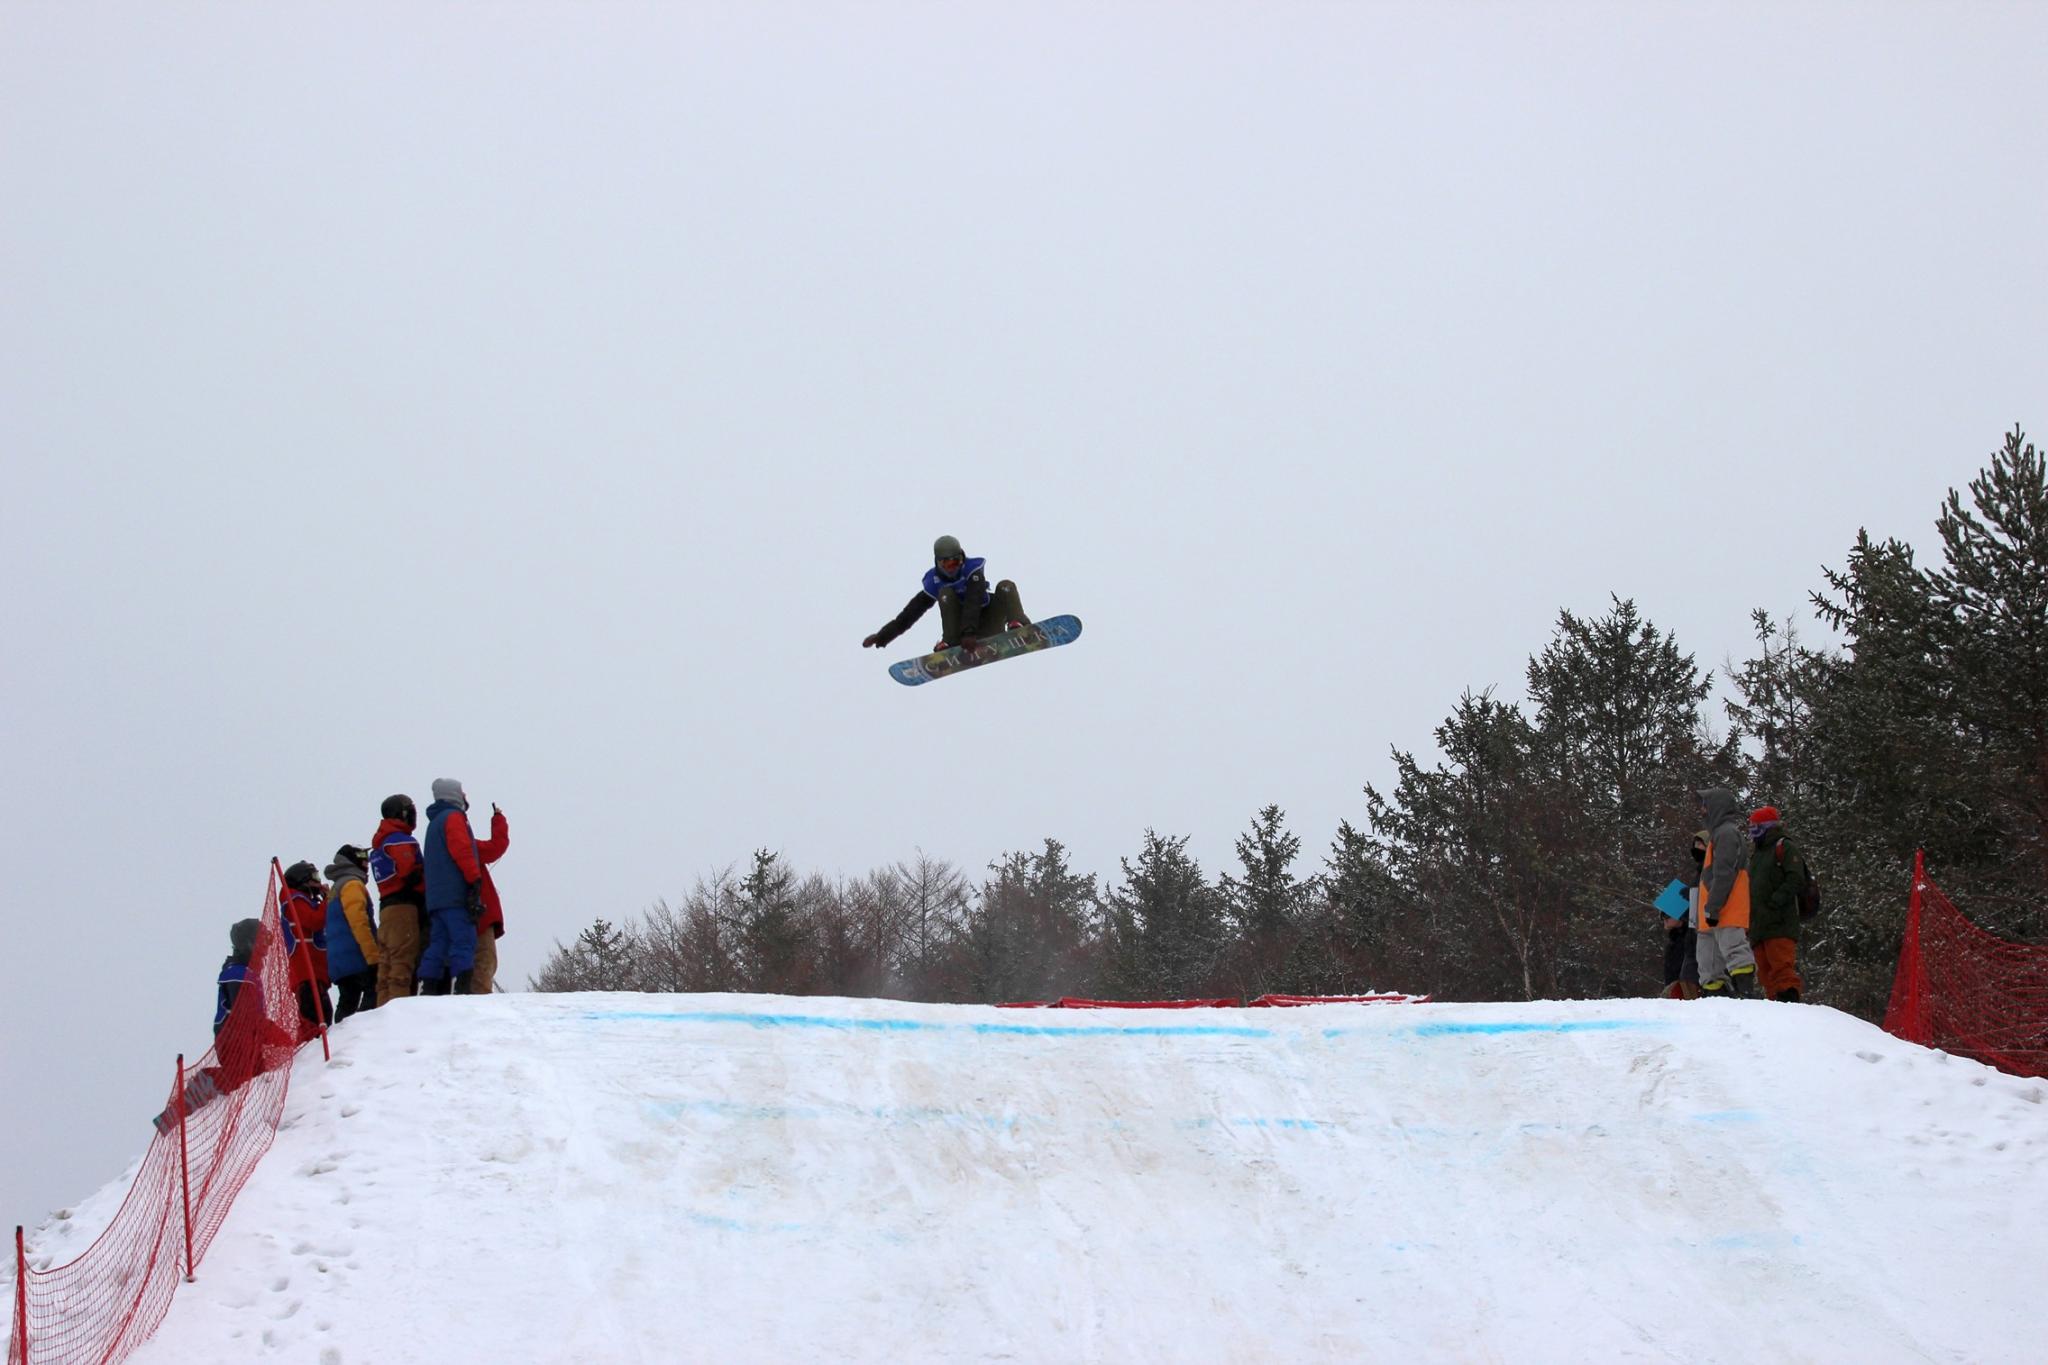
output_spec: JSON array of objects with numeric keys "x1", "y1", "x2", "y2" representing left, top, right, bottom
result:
[{"x1": 887, "y1": 614, "x2": 1083, "y2": 686}]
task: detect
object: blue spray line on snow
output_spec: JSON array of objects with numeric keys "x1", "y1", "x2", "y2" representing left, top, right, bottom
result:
[
  {"x1": 588, "y1": 1009, "x2": 1272, "y2": 1039},
  {"x1": 589, "y1": 1009, "x2": 1671, "y2": 1044}
]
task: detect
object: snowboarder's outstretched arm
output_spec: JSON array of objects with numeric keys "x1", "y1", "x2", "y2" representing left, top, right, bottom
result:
[{"x1": 863, "y1": 592, "x2": 934, "y2": 649}]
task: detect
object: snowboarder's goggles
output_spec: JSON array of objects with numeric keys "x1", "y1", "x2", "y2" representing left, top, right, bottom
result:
[{"x1": 937, "y1": 556, "x2": 964, "y2": 571}]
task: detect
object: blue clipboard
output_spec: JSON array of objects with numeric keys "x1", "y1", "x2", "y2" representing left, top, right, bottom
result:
[{"x1": 1653, "y1": 878, "x2": 1692, "y2": 920}]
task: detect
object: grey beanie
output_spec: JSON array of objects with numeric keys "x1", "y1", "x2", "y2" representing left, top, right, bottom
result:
[{"x1": 432, "y1": 777, "x2": 468, "y2": 810}]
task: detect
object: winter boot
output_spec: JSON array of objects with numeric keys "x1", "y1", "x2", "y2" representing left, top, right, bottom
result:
[
  {"x1": 453, "y1": 969, "x2": 475, "y2": 995},
  {"x1": 418, "y1": 976, "x2": 450, "y2": 997},
  {"x1": 1775, "y1": 987, "x2": 1802, "y2": 1003},
  {"x1": 1700, "y1": 978, "x2": 1729, "y2": 998},
  {"x1": 1729, "y1": 965, "x2": 1758, "y2": 999}
]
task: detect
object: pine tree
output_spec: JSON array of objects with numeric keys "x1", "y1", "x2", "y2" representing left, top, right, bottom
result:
[
  {"x1": 1218, "y1": 805, "x2": 1312, "y2": 998},
  {"x1": 1102, "y1": 830, "x2": 1225, "y2": 998},
  {"x1": 737, "y1": 849, "x2": 810, "y2": 993}
]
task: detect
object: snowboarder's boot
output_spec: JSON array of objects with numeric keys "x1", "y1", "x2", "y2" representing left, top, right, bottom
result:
[
  {"x1": 418, "y1": 976, "x2": 450, "y2": 997},
  {"x1": 1729, "y1": 965, "x2": 1758, "y2": 999},
  {"x1": 454, "y1": 969, "x2": 476, "y2": 995},
  {"x1": 1700, "y1": 978, "x2": 1729, "y2": 998},
  {"x1": 1775, "y1": 987, "x2": 1801, "y2": 1003}
]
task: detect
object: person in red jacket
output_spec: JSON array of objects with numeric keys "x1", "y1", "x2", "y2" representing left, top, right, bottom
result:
[
  {"x1": 278, "y1": 860, "x2": 332, "y2": 1032},
  {"x1": 469, "y1": 804, "x2": 511, "y2": 994},
  {"x1": 371, "y1": 794, "x2": 427, "y2": 1002}
]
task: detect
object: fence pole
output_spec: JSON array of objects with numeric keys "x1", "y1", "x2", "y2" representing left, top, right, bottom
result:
[
  {"x1": 14, "y1": 1225, "x2": 27, "y2": 1365},
  {"x1": 176, "y1": 1055, "x2": 196, "y2": 1283}
]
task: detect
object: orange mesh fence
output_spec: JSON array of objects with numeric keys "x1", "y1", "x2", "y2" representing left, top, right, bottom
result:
[
  {"x1": 9, "y1": 865, "x2": 322, "y2": 1365},
  {"x1": 1884, "y1": 851, "x2": 2048, "y2": 1079}
]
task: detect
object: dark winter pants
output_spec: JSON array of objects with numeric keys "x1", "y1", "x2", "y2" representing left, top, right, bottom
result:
[
  {"x1": 1662, "y1": 922, "x2": 1699, "y2": 987},
  {"x1": 418, "y1": 904, "x2": 478, "y2": 984},
  {"x1": 296, "y1": 981, "x2": 332, "y2": 1028},
  {"x1": 333, "y1": 970, "x2": 378, "y2": 1021},
  {"x1": 938, "y1": 580, "x2": 1027, "y2": 647}
]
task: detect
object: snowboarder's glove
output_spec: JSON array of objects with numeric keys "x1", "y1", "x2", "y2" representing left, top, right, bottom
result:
[
  {"x1": 464, "y1": 885, "x2": 484, "y2": 923},
  {"x1": 862, "y1": 633, "x2": 885, "y2": 648},
  {"x1": 1705, "y1": 910, "x2": 1720, "y2": 928}
]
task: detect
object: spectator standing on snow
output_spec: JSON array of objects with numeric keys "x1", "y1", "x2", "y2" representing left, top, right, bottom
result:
[
  {"x1": 1746, "y1": 806, "x2": 1808, "y2": 1003},
  {"x1": 323, "y1": 844, "x2": 382, "y2": 1019},
  {"x1": 419, "y1": 778, "x2": 486, "y2": 996},
  {"x1": 371, "y1": 793, "x2": 427, "y2": 1002},
  {"x1": 214, "y1": 917, "x2": 262, "y2": 1036},
  {"x1": 468, "y1": 803, "x2": 510, "y2": 994},
  {"x1": 1663, "y1": 831, "x2": 1706, "y2": 999},
  {"x1": 278, "y1": 860, "x2": 333, "y2": 1028},
  {"x1": 1694, "y1": 789, "x2": 1759, "y2": 998}
]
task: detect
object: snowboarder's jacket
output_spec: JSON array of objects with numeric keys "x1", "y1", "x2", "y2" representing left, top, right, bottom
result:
[
  {"x1": 279, "y1": 885, "x2": 329, "y2": 988},
  {"x1": 1694, "y1": 789, "x2": 1752, "y2": 932},
  {"x1": 323, "y1": 861, "x2": 382, "y2": 979},
  {"x1": 1748, "y1": 826, "x2": 1808, "y2": 945},
  {"x1": 424, "y1": 798, "x2": 485, "y2": 915},
  {"x1": 870, "y1": 557, "x2": 990, "y2": 649},
  {"x1": 371, "y1": 817, "x2": 426, "y2": 906}
]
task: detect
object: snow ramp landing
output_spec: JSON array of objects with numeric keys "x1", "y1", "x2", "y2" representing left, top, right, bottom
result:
[{"x1": 123, "y1": 994, "x2": 2047, "y2": 1364}]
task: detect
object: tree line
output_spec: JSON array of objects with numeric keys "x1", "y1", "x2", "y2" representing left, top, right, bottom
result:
[{"x1": 533, "y1": 429, "x2": 2048, "y2": 1022}]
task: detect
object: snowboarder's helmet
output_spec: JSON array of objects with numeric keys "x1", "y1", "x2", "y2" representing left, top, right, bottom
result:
[
  {"x1": 381, "y1": 793, "x2": 417, "y2": 825},
  {"x1": 933, "y1": 534, "x2": 964, "y2": 563},
  {"x1": 283, "y1": 860, "x2": 319, "y2": 889}
]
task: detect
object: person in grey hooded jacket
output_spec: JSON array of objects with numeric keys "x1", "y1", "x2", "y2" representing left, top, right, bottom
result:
[{"x1": 1694, "y1": 788, "x2": 1760, "y2": 998}]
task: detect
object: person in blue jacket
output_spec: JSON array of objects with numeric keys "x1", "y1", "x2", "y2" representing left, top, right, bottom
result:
[
  {"x1": 418, "y1": 778, "x2": 485, "y2": 996},
  {"x1": 862, "y1": 535, "x2": 1030, "y2": 654},
  {"x1": 322, "y1": 845, "x2": 381, "y2": 1020}
]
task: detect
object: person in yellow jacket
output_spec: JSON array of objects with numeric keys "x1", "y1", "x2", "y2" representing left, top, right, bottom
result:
[
  {"x1": 1693, "y1": 789, "x2": 1759, "y2": 998},
  {"x1": 322, "y1": 845, "x2": 383, "y2": 1020}
]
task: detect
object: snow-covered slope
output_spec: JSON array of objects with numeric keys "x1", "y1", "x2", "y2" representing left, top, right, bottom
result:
[{"x1": 20, "y1": 993, "x2": 2048, "y2": 1363}]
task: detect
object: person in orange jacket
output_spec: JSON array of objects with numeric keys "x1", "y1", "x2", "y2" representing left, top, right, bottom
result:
[{"x1": 1693, "y1": 789, "x2": 1759, "y2": 998}]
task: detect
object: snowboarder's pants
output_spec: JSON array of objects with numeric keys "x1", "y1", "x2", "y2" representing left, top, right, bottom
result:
[
  {"x1": 418, "y1": 905, "x2": 478, "y2": 984},
  {"x1": 333, "y1": 970, "x2": 378, "y2": 1021},
  {"x1": 1695, "y1": 924, "x2": 1755, "y2": 990},
  {"x1": 378, "y1": 902, "x2": 422, "y2": 1001},
  {"x1": 1754, "y1": 937, "x2": 1802, "y2": 1000},
  {"x1": 470, "y1": 927, "x2": 498, "y2": 994},
  {"x1": 938, "y1": 579, "x2": 1027, "y2": 644}
]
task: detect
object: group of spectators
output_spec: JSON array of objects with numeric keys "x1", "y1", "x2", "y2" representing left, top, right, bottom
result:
[
  {"x1": 1662, "y1": 787, "x2": 1812, "y2": 1001},
  {"x1": 215, "y1": 778, "x2": 511, "y2": 1036}
]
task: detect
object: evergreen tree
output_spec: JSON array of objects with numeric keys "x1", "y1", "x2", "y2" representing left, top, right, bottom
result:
[
  {"x1": 737, "y1": 849, "x2": 810, "y2": 993},
  {"x1": 1101, "y1": 830, "x2": 1225, "y2": 998},
  {"x1": 1218, "y1": 805, "x2": 1313, "y2": 997}
]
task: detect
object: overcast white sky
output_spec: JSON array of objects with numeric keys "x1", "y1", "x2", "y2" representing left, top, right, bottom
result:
[{"x1": 3, "y1": 2, "x2": 2042, "y2": 1223}]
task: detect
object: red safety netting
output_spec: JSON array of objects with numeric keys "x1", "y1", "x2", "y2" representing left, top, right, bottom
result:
[
  {"x1": 9, "y1": 865, "x2": 322, "y2": 1365},
  {"x1": 1247, "y1": 993, "x2": 1431, "y2": 1007},
  {"x1": 1884, "y1": 851, "x2": 2048, "y2": 1079}
]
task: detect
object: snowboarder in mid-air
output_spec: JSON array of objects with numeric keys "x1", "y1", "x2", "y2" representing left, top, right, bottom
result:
[{"x1": 862, "y1": 535, "x2": 1030, "y2": 654}]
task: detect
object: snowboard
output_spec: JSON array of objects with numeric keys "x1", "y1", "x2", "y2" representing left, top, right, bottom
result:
[{"x1": 888, "y1": 614, "x2": 1083, "y2": 686}]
